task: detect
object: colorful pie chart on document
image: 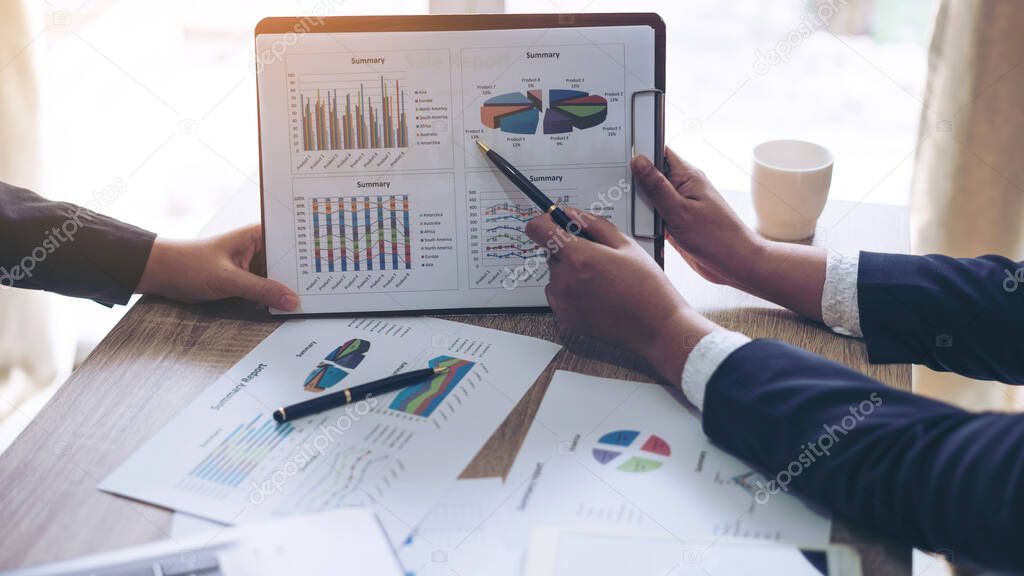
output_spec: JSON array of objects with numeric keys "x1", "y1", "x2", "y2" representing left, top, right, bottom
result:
[
  {"x1": 480, "y1": 89, "x2": 609, "y2": 135},
  {"x1": 591, "y1": 429, "x2": 672, "y2": 473}
]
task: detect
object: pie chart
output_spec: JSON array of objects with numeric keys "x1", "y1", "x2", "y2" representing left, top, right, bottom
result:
[
  {"x1": 592, "y1": 429, "x2": 671, "y2": 473},
  {"x1": 480, "y1": 91, "x2": 542, "y2": 134},
  {"x1": 543, "y1": 89, "x2": 608, "y2": 134},
  {"x1": 480, "y1": 88, "x2": 608, "y2": 135}
]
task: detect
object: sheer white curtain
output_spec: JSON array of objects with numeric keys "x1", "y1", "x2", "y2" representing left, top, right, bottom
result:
[
  {"x1": 0, "y1": 0, "x2": 75, "y2": 449},
  {"x1": 911, "y1": 0, "x2": 1024, "y2": 411}
]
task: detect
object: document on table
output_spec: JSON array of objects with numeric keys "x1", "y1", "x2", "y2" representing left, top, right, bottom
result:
[
  {"x1": 101, "y1": 317, "x2": 560, "y2": 544},
  {"x1": 523, "y1": 528, "x2": 862, "y2": 576},
  {"x1": 396, "y1": 438, "x2": 557, "y2": 576},
  {"x1": 397, "y1": 477, "x2": 521, "y2": 576},
  {"x1": 255, "y1": 24, "x2": 660, "y2": 313},
  {"x1": 504, "y1": 371, "x2": 832, "y2": 544}
]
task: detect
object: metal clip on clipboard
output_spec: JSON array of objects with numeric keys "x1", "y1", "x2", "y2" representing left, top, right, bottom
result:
[{"x1": 629, "y1": 88, "x2": 665, "y2": 240}]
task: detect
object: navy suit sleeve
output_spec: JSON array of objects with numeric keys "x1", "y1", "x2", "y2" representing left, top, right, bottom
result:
[
  {"x1": 703, "y1": 339, "x2": 1024, "y2": 572},
  {"x1": 858, "y1": 251, "x2": 1024, "y2": 383},
  {"x1": 0, "y1": 181, "x2": 155, "y2": 306}
]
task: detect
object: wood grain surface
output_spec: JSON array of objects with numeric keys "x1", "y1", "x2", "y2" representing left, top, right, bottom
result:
[{"x1": 0, "y1": 192, "x2": 911, "y2": 573}]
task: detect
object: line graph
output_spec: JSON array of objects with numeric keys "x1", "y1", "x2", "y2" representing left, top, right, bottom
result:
[
  {"x1": 310, "y1": 195, "x2": 412, "y2": 272},
  {"x1": 474, "y1": 191, "x2": 572, "y2": 266}
]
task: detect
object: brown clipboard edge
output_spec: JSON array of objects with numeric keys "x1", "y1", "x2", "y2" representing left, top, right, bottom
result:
[{"x1": 254, "y1": 13, "x2": 666, "y2": 318}]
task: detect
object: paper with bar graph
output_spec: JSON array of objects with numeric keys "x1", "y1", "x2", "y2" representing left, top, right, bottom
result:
[
  {"x1": 100, "y1": 317, "x2": 560, "y2": 544},
  {"x1": 256, "y1": 25, "x2": 659, "y2": 313}
]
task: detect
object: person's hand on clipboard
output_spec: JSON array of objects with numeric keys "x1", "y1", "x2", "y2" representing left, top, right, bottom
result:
[
  {"x1": 524, "y1": 196, "x2": 717, "y2": 388},
  {"x1": 632, "y1": 147, "x2": 757, "y2": 287}
]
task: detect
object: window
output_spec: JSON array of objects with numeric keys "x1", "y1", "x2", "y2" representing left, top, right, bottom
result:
[{"x1": 33, "y1": 0, "x2": 934, "y2": 350}]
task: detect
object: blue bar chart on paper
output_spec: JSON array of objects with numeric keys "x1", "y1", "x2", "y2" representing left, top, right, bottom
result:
[
  {"x1": 290, "y1": 174, "x2": 460, "y2": 296},
  {"x1": 179, "y1": 414, "x2": 295, "y2": 499}
]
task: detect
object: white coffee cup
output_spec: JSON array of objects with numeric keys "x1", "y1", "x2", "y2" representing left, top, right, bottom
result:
[{"x1": 751, "y1": 139, "x2": 833, "y2": 241}]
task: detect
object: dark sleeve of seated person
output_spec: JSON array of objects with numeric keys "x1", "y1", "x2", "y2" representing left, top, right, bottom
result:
[
  {"x1": 0, "y1": 181, "x2": 155, "y2": 306},
  {"x1": 704, "y1": 339, "x2": 1024, "y2": 572},
  {"x1": 0, "y1": 180, "x2": 298, "y2": 310},
  {"x1": 857, "y1": 251, "x2": 1024, "y2": 384}
]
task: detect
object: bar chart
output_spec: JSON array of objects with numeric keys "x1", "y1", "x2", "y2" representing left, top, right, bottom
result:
[
  {"x1": 298, "y1": 75, "x2": 409, "y2": 152},
  {"x1": 284, "y1": 49, "x2": 453, "y2": 174},
  {"x1": 179, "y1": 414, "x2": 295, "y2": 499},
  {"x1": 310, "y1": 195, "x2": 413, "y2": 273}
]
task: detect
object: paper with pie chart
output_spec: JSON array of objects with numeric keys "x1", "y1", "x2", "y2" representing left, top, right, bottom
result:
[
  {"x1": 592, "y1": 429, "x2": 671, "y2": 473},
  {"x1": 100, "y1": 317, "x2": 560, "y2": 545},
  {"x1": 504, "y1": 371, "x2": 831, "y2": 545}
]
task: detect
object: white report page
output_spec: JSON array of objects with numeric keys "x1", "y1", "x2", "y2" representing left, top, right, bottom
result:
[{"x1": 256, "y1": 24, "x2": 658, "y2": 314}]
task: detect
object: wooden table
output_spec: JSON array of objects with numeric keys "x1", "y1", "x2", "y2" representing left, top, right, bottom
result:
[{"x1": 0, "y1": 189, "x2": 911, "y2": 573}]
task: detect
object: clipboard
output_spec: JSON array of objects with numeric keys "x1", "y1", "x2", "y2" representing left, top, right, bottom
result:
[{"x1": 255, "y1": 13, "x2": 667, "y2": 315}]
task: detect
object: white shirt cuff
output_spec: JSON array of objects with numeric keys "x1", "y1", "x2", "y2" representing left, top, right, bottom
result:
[
  {"x1": 821, "y1": 250, "x2": 863, "y2": 338},
  {"x1": 681, "y1": 330, "x2": 751, "y2": 412}
]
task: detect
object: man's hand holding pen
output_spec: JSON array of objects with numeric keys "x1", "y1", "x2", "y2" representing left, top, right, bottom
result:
[{"x1": 524, "y1": 205, "x2": 715, "y2": 388}]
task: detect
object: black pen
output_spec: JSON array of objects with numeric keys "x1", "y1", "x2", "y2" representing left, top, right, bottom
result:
[
  {"x1": 476, "y1": 139, "x2": 593, "y2": 241},
  {"x1": 272, "y1": 365, "x2": 450, "y2": 423}
]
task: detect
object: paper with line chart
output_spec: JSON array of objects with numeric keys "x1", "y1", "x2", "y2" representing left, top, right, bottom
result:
[
  {"x1": 100, "y1": 317, "x2": 560, "y2": 544},
  {"x1": 256, "y1": 26, "x2": 658, "y2": 313}
]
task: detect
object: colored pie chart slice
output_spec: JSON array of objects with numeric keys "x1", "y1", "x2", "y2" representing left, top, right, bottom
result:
[
  {"x1": 553, "y1": 94, "x2": 607, "y2": 106},
  {"x1": 496, "y1": 107, "x2": 539, "y2": 134},
  {"x1": 641, "y1": 434, "x2": 671, "y2": 456},
  {"x1": 550, "y1": 89, "x2": 588, "y2": 102},
  {"x1": 618, "y1": 457, "x2": 663, "y2": 473},
  {"x1": 481, "y1": 105, "x2": 534, "y2": 129},
  {"x1": 328, "y1": 338, "x2": 371, "y2": 370},
  {"x1": 552, "y1": 103, "x2": 607, "y2": 129},
  {"x1": 543, "y1": 108, "x2": 574, "y2": 134},
  {"x1": 485, "y1": 92, "x2": 533, "y2": 106},
  {"x1": 592, "y1": 448, "x2": 621, "y2": 464},
  {"x1": 598, "y1": 429, "x2": 640, "y2": 447},
  {"x1": 303, "y1": 363, "x2": 348, "y2": 392},
  {"x1": 527, "y1": 89, "x2": 543, "y2": 108}
]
